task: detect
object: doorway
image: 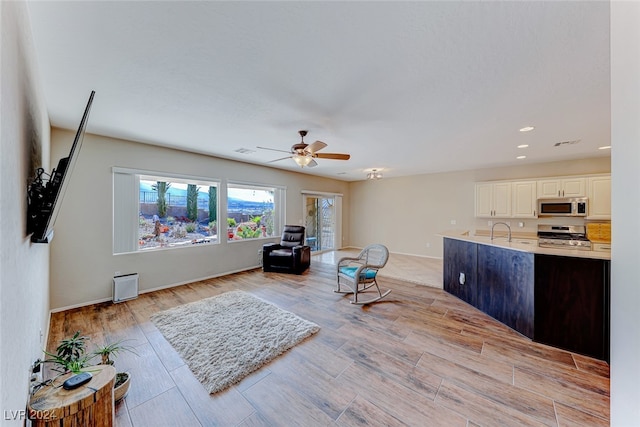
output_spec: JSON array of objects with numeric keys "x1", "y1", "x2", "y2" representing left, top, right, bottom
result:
[{"x1": 303, "y1": 194, "x2": 341, "y2": 252}]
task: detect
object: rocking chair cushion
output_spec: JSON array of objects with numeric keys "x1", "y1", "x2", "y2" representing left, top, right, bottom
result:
[{"x1": 339, "y1": 266, "x2": 377, "y2": 280}]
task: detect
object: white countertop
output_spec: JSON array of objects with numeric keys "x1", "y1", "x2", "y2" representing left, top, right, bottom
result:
[{"x1": 439, "y1": 230, "x2": 611, "y2": 260}]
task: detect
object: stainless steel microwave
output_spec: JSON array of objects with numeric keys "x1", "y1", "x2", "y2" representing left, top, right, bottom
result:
[{"x1": 538, "y1": 197, "x2": 588, "y2": 217}]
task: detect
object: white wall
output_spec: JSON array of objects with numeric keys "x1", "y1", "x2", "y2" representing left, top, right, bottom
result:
[
  {"x1": 611, "y1": 1, "x2": 640, "y2": 423},
  {"x1": 348, "y1": 157, "x2": 610, "y2": 259},
  {"x1": 49, "y1": 130, "x2": 350, "y2": 310},
  {"x1": 0, "y1": 1, "x2": 51, "y2": 423},
  {"x1": 349, "y1": 170, "x2": 476, "y2": 256}
]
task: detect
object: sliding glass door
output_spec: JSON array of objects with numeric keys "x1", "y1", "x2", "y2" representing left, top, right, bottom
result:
[{"x1": 303, "y1": 193, "x2": 341, "y2": 252}]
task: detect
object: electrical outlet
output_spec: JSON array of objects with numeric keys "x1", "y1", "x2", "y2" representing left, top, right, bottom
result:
[
  {"x1": 450, "y1": 219, "x2": 457, "y2": 225},
  {"x1": 32, "y1": 359, "x2": 41, "y2": 374},
  {"x1": 518, "y1": 222, "x2": 525, "y2": 228},
  {"x1": 488, "y1": 220, "x2": 493, "y2": 227},
  {"x1": 425, "y1": 242, "x2": 431, "y2": 248},
  {"x1": 30, "y1": 359, "x2": 43, "y2": 395}
]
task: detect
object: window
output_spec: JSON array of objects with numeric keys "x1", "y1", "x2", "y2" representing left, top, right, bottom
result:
[
  {"x1": 227, "y1": 183, "x2": 282, "y2": 241},
  {"x1": 113, "y1": 168, "x2": 219, "y2": 254}
]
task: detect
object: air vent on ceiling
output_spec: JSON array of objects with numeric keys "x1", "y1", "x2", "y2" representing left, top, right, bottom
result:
[
  {"x1": 234, "y1": 148, "x2": 256, "y2": 154},
  {"x1": 554, "y1": 139, "x2": 581, "y2": 147}
]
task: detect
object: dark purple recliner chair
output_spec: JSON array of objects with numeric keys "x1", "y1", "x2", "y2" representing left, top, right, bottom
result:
[{"x1": 262, "y1": 225, "x2": 311, "y2": 274}]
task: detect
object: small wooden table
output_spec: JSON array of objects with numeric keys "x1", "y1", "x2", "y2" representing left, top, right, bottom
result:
[{"x1": 28, "y1": 365, "x2": 115, "y2": 427}]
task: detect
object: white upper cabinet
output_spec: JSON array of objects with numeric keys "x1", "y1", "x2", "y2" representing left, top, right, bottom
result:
[
  {"x1": 475, "y1": 183, "x2": 493, "y2": 217},
  {"x1": 476, "y1": 174, "x2": 609, "y2": 219},
  {"x1": 493, "y1": 182, "x2": 512, "y2": 217},
  {"x1": 588, "y1": 176, "x2": 611, "y2": 219},
  {"x1": 475, "y1": 182, "x2": 511, "y2": 218},
  {"x1": 537, "y1": 178, "x2": 586, "y2": 198},
  {"x1": 512, "y1": 181, "x2": 538, "y2": 218}
]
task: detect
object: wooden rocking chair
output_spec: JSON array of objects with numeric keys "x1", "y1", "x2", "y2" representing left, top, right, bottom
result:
[{"x1": 335, "y1": 244, "x2": 391, "y2": 305}]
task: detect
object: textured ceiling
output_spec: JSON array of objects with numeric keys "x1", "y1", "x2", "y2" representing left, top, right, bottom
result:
[{"x1": 26, "y1": 1, "x2": 611, "y2": 181}]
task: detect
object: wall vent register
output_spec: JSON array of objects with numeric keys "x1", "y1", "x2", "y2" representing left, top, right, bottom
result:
[{"x1": 113, "y1": 273, "x2": 139, "y2": 302}]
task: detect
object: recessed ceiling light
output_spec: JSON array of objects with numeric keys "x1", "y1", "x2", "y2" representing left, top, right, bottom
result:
[
  {"x1": 516, "y1": 155, "x2": 526, "y2": 159},
  {"x1": 519, "y1": 126, "x2": 535, "y2": 132},
  {"x1": 517, "y1": 144, "x2": 529, "y2": 149},
  {"x1": 598, "y1": 145, "x2": 611, "y2": 150}
]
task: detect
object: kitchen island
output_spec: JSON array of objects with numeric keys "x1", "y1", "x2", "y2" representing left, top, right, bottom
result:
[{"x1": 440, "y1": 230, "x2": 610, "y2": 362}]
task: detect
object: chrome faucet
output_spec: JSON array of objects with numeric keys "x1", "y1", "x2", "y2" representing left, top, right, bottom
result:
[{"x1": 491, "y1": 222, "x2": 512, "y2": 242}]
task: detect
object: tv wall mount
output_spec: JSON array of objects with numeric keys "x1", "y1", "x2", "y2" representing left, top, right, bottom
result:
[{"x1": 27, "y1": 91, "x2": 95, "y2": 243}]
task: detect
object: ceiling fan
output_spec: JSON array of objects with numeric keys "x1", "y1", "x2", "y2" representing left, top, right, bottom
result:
[{"x1": 257, "y1": 130, "x2": 351, "y2": 168}]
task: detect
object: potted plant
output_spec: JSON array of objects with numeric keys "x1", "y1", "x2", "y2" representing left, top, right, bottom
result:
[
  {"x1": 227, "y1": 218, "x2": 237, "y2": 238},
  {"x1": 40, "y1": 332, "x2": 137, "y2": 402},
  {"x1": 92, "y1": 339, "x2": 138, "y2": 401},
  {"x1": 43, "y1": 331, "x2": 92, "y2": 374}
]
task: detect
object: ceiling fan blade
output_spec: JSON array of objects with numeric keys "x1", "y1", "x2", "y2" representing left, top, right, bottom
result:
[
  {"x1": 304, "y1": 140, "x2": 327, "y2": 154},
  {"x1": 267, "y1": 156, "x2": 292, "y2": 163},
  {"x1": 307, "y1": 159, "x2": 318, "y2": 168},
  {"x1": 257, "y1": 146, "x2": 292, "y2": 154},
  {"x1": 314, "y1": 153, "x2": 351, "y2": 160}
]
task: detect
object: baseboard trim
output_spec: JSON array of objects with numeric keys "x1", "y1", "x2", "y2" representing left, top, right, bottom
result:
[
  {"x1": 334, "y1": 246, "x2": 443, "y2": 260},
  {"x1": 50, "y1": 265, "x2": 262, "y2": 313}
]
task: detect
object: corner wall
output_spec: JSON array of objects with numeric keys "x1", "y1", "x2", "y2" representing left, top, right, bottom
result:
[
  {"x1": 610, "y1": 1, "x2": 640, "y2": 422},
  {"x1": 49, "y1": 130, "x2": 350, "y2": 310},
  {"x1": 0, "y1": 1, "x2": 51, "y2": 423}
]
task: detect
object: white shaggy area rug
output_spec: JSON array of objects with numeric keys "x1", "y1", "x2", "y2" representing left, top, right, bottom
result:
[{"x1": 150, "y1": 290, "x2": 320, "y2": 394}]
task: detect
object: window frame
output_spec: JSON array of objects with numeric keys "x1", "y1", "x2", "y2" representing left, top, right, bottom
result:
[
  {"x1": 226, "y1": 180, "x2": 286, "y2": 243},
  {"x1": 113, "y1": 167, "x2": 221, "y2": 254}
]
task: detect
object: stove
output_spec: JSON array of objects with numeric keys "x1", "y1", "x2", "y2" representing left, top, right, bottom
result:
[{"x1": 537, "y1": 225, "x2": 592, "y2": 251}]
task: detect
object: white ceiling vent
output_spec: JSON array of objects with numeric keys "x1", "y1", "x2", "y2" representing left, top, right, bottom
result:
[
  {"x1": 234, "y1": 148, "x2": 256, "y2": 154},
  {"x1": 554, "y1": 139, "x2": 582, "y2": 147}
]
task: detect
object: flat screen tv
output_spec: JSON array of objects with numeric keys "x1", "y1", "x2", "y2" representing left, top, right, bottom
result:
[{"x1": 27, "y1": 91, "x2": 95, "y2": 243}]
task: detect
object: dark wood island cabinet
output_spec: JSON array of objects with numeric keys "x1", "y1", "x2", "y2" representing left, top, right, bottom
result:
[
  {"x1": 443, "y1": 236, "x2": 610, "y2": 361},
  {"x1": 535, "y1": 254, "x2": 610, "y2": 361},
  {"x1": 477, "y1": 245, "x2": 534, "y2": 339},
  {"x1": 443, "y1": 238, "x2": 478, "y2": 307}
]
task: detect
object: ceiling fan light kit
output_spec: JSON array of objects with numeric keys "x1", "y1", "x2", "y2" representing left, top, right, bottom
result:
[
  {"x1": 367, "y1": 169, "x2": 383, "y2": 180},
  {"x1": 257, "y1": 130, "x2": 350, "y2": 168},
  {"x1": 293, "y1": 154, "x2": 313, "y2": 167}
]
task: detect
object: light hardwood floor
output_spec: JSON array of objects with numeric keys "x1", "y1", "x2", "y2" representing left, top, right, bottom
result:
[
  {"x1": 315, "y1": 249, "x2": 444, "y2": 288},
  {"x1": 46, "y1": 252, "x2": 609, "y2": 426}
]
